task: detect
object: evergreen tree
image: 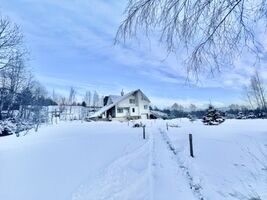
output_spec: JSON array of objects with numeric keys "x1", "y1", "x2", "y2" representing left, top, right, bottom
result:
[
  {"x1": 202, "y1": 105, "x2": 225, "y2": 125},
  {"x1": 81, "y1": 101, "x2": 87, "y2": 107}
]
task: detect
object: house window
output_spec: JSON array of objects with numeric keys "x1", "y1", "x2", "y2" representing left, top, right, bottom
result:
[
  {"x1": 132, "y1": 108, "x2": 135, "y2": 113},
  {"x1": 144, "y1": 105, "x2": 148, "y2": 109},
  {"x1": 117, "y1": 108, "x2": 123, "y2": 113},
  {"x1": 129, "y1": 99, "x2": 135, "y2": 104}
]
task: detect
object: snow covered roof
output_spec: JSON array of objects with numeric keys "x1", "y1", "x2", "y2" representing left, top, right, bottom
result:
[
  {"x1": 89, "y1": 89, "x2": 150, "y2": 118},
  {"x1": 108, "y1": 95, "x2": 121, "y2": 104}
]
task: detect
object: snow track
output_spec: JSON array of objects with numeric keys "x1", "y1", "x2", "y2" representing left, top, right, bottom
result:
[
  {"x1": 72, "y1": 127, "x2": 196, "y2": 200},
  {"x1": 151, "y1": 128, "x2": 196, "y2": 200},
  {"x1": 159, "y1": 128, "x2": 204, "y2": 200}
]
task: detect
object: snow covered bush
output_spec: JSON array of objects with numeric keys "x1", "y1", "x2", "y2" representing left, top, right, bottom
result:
[
  {"x1": 0, "y1": 119, "x2": 16, "y2": 136},
  {"x1": 0, "y1": 118, "x2": 35, "y2": 137},
  {"x1": 188, "y1": 114, "x2": 197, "y2": 122}
]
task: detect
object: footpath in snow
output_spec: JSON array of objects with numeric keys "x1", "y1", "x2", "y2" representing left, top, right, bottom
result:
[
  {"x1": 72, "y1": 123, "x2": 196, "y2": 200},
  {"x1": 150, "y1": 126, "x2": 196, "y2": 200}
]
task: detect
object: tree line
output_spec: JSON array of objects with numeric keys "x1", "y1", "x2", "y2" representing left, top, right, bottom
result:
[
  {"x1": 152, "y1": 71, "x2": 267, "y2": 119},
  {"x1": 51, "y1": 87, "x2": 102, "y2": 109},
  {"x1": 152, "y1": 103, "x2": 267, "y2": 120}
]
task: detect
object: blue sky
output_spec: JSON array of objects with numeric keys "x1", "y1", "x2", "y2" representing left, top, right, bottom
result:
[{"x1": 1, "y1": 0, "x2": 267, "y2": 108}]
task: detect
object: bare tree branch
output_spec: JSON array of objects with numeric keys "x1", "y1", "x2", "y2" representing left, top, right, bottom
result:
[
  {"x1": 0, "y1": 15, "x2": 24, "y2": 70},
  {"x1": 116, "y1": 0, "x2": 265, "y2": 79}
]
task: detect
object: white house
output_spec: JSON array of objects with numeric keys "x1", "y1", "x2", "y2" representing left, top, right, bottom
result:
[{"x1": 89, "y1": 89, "x2": 151, "y2": 120}]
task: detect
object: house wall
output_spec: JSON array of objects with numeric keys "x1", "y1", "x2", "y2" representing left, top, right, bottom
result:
[
  {"x1": 136, "y1": 91, "x2": 150, "y2": 119},
  {"x1": 115, "y1": 91, "x2": 150, "y2": 119}
]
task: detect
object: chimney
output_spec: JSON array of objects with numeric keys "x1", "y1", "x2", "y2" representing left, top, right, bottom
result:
[{"x1": 121, "y1": 89, "x2": 124, "y2": 96}]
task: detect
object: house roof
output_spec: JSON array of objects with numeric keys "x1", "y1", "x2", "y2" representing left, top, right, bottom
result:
[
  {"x1": 108, "y1": 95, "x2": 120, "y2": 104},
  {"x1": 89, "y1": 89, "x2": 150, "y2": 118}
]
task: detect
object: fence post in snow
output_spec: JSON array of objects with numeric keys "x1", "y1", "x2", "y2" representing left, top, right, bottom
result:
[
  {"x1": 166, "y1": 123, "x2": 169, "y2": 131},
  {"x1": 51, "y1": 111, "x2": 53, "y2": 125},
  {"x1": 35, "y1": 123, "x2": 39, "y2": 132},
  {"x1": 189, "y1": 134, "x2": 194, "y2": 158},
  {"x1": 143, "y1": 126, "x2": 146, "y2": 139}
]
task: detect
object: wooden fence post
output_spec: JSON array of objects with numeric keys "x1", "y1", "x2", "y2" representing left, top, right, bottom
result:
[
  {"x1": 35, "y1": 121, "x2": 40, "y2": 132},
  {"x1": 189, "y1": 134, "x2": 194, "y2": 158},
  {"x1": 143, "y1": 126, "x2": 146, "y2": 139}
]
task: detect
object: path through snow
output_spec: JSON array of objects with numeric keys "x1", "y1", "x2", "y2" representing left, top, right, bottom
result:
[
  {"x1": 151, "y1": 128, "x2": 196, "y2": 200},
  {"x1": 72, "y1": 126, "x2": 196, "y2": 200}
]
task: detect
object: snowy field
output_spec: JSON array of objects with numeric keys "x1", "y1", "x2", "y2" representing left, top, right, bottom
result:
[{"x1": 0, "y1": 119, "x2": 266, "y2": 200}]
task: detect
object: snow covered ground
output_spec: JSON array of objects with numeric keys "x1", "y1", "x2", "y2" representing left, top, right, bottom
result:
[
  {"x1": 163, "y1": 119, "x2": 267, "y2": 200},
  {"x1": 0, "y1": 119, "x2": 266, "y2": 200}
]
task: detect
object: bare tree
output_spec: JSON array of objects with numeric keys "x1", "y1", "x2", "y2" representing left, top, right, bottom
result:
[
  {"x1": 171, "y1": 103, "x2": 184, "y2": 111},
  {"x1": 245, "y1": 71, "x2": 266, "y2": 110},
  {"x1": 6, "y1": 53, "x2": 27, "y2": 117},
  {"x1": 60, "y1": 96, "x2": 67, "y2": 106},
  {"x1": 30, "y1": 81, "x2": 47, "y2": 125},
  {"x1": 0, "y1": 50, "x2": 27, "y2": 119},
  {"x1": 16, "y1": 78, "x2": 48, "y2": 123},
  {"x1": 93, "y1": 91, "x2": 99, "y2": 108},
  {"x1": 0, "y1": 13, "x2": 58, "y2": 133},
  {"x1": 68, "y1": 87, "x2": 76, "y2": 106},
  {"x1": 52, "y1": 89, "x2": 59, "y2": 104},
  {"x1": 0, "y1": 15, "x2": 25, "y2": 119},
  {"x1": 0, "y1": 16, "x2": 23, "y2": 70},
  {"x1": 84, "y1": 91, "x2": 91, "y2": 107},
  {"x1": 68, "y1": 87, "x2": 76, "y2": 115},
  {"x1": 116, "y1": 0, "x2": 265, "y2": 78},
  {"x1": 189, "y1": 104, "x2": 197, "y2": 112}
]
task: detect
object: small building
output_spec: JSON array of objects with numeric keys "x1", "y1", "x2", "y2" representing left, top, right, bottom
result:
[{"x1": 89, "y1": 89, "x2": 151, "y2": 120}]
